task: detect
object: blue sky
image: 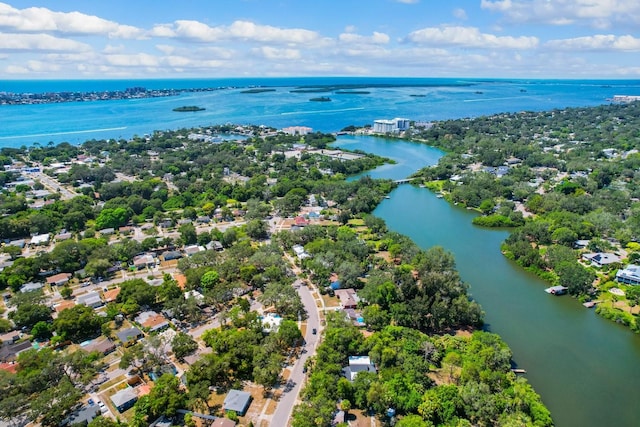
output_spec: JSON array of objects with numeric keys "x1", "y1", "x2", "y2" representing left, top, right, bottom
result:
[{"x1": 1, "y1": 0, "x2": 639, "y2": 79}]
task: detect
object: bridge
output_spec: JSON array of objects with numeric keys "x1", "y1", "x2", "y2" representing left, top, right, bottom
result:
[{"x1": 394, "y1": 177, "x2": 419, "y2": 184}]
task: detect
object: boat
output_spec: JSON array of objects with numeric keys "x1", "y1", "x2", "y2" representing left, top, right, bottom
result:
[
  {"x1": 583, "y1": 301, "x2": 597, "y2": 308},
  {"x1": 545, "y1": 285, "x2": 568, "y2": 295}
]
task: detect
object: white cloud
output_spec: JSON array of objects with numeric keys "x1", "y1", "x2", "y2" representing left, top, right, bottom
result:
[
  {"x1": 481, "y1": 0, "x2": 640, "y2": 28},
  {"x1": 254, "y1": 46, "x2": 301, "y2": 60},
  {"x1": 406, "y1": 26, "x2": 538, "y2": 49},
  {"x1": 229, "y1": 21, "x2": 318, "y2": 44},
  {"x1": 453, "y1": 8, "x2": 468, "y2": 20},
  {"x1": 154, "y1": 19, "x2": 319, "y2": 45},
  {"x1": 547, "y1": 34, "x2": 640, "y2": 51},
  {"x1": 5, "y1": 64, "x2": 28, "y2": 74},
  {"x1": 106, "y1": 53, "x2": 160, "y2": 67},
  {"x1": 0, "y1": 2, "x2": 143, "y2": 38},
  {"x1": 339, "y1": 31, "x2": 390, "y2": 45},
  {"x1": 0, "y1": 33, "x2": 91, "y2": 52},
  {"x1": 103, "y1": 44, "x2": 125, "y2": 54}
]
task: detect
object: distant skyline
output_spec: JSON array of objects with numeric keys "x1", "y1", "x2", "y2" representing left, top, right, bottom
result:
[{"x1": 1, "y1": 0, "x2": 639, "y2": 80}]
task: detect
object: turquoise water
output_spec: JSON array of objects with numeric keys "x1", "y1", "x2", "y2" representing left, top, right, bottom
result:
[
  {"x1": 2, "y1": 77, "x2": 640, "y2": 148},
  {"x1": 334, "y1": 135, "x2": 640, "y2": 427}
]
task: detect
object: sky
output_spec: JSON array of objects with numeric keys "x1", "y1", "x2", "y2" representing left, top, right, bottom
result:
[{"x1": 0, "y1": 0, "x2": 639, "y2": 79}]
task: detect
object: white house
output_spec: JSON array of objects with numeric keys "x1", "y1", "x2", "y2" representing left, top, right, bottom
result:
[{"x1": 616, "y1": 264, "x2": 640, "y2": 285}]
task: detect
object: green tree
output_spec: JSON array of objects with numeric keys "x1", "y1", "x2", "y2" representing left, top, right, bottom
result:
[
  {"x1": 179, "y1": 223, "x2": 197, "y2": 245},
  {"x1": 53, "y1": 304, "x2": 103, "y2": 342},
  {"x1": 200, "y1": 270, "x2": 220, "y2": 291},
  {"x1": 145, "y1": 374, "x2": 186, "y2": 419},
  {"x1": 60, "y1": 285, "x2": 73, "y2": 299},
  {"x1": 31, "y1": 321, "x2": 52, "y2": 340},
  {"x1": 172, "y1": 332, "x2": 198, "y2": 361}
]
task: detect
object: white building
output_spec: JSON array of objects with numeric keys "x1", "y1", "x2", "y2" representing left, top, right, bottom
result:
[
  {"x1": 372, "y1": 118, "x2": 410, "y2": 133},
  {"x1": 282, "y1": 126, "x2": 313, "y2": 136}
]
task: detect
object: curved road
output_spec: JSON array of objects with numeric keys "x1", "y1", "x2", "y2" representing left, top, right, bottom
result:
[{"x1": 270, "y1": 279, "x2": 321, "y2": 425}]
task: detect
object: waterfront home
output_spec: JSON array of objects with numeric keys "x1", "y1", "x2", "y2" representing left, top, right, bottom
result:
[
  {"x1": 582, "y1": 252, "x2": 621, "y2": 268},
  {"x1": 616, "y1": 264, "x2": 640, "y2": 286}
]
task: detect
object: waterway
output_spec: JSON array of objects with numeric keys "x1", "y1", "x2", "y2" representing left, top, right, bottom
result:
[{"x1": 334, "y1": 134, "x2": 640, "y2": 427}]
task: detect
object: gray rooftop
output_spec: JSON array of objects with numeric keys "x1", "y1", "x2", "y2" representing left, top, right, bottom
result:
[
  {"x1": 111, "y1": 387, "x2": 138, "y2": 408},
  {"x1": 223, "y1": 389, "x2": 252, "y2": 414}
]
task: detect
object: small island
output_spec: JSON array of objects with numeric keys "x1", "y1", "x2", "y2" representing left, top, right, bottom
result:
[
  {"x1": 240, "y1": 88, "x2": 276, "y2": 94},
  {"x1": 172, "y1": 105, "x2": 206, "y2": 112},
  {"x1": 334, "y1": 90, "x2": 370, "y2": 94},
  {"x1": 309, "y1": 96, "x2": 331, "y2": 102}
]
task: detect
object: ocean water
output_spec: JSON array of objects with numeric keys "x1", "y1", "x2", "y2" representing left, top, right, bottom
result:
[{"x1": 1, "y1": 77, "x2": 640, "y2": 148}]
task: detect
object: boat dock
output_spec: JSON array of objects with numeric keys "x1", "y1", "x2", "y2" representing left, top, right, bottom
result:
[{"x1": 545, "y1": 285, "x2": 568, "y2": 295}]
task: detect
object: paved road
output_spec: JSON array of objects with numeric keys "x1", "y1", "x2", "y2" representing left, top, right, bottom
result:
[{"x1": 270, "y1": 281, "x2": 321, "y2": 425}]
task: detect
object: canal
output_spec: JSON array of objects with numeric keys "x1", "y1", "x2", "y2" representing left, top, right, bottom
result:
[{"x1": 335, "y1": 134, "x2": 640, "y2": 427}]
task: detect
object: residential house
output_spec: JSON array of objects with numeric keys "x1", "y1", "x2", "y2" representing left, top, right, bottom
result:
[
  {"x1": 119, "y1": 226, "x2": 133, "y2": 235},
  {"x1": 342, "y1": 356, "x2": 376, "y2": 381},
  {"x1": 223, "y1": 389, "x2": 252, "y2": 416},
  {"x1": 212, "y1": 418, "x2": 237, "y2": 427},
  {"x1": 616, "y1": 264, "x2": 640, "y2": 286},
  {"x1": 206, "y1": 240, "x2": 224, "y2": 251},
  {"x1": 184, "y1": 245, "x2": 204, "y2": 256},
  {"x1": 160, "y1": 251, "x2": 182, "y2": 262},
  {"x1": 55, "y1": 232, "x2": 73, "y2": 241},
  {"x1": 61, "y1": 404, "x2": 101, "y2": 426},
  {"x1": 20, "y1": 282, "x2": 44, "y2": 293},
  {"x1": 0, "y1": 331, "x2": 20, "y2": 345},
  {"x1": 46, "y1": 272, "x2": 71, "y2": 286},
  {"x1": 30, "y1": 233, "x2": 50, "y2": 246},
  {"x1": 99, "y1": 228, "x2": 115, "y2": 236},
  {"x1": 76, "y1": 291, "x2": 103, "y2": 308},
  {"x1": 0, "y1": 340, "x2": 32, "y2": 362},
  {"x1": 294, "y1": 216, "x2": 309, "y2": 227},
  {"x1": 261, "y1": 313, "x2": 283, "y2": 333},
  {"x1": 83, "y1": 338, "x2": 116, "y2": 355},
  {"x1": 292, "y1": 244, "x2": 310, "y2": 260},
  {"x1": 335, "y1": 288, "x2": 359, "y2": 309},
  {"x1": 582, "y1": 252, "x2": 621, "y2": 267},
  {"x1": 184, "y1": 290, "x2": 205, "y2": 306},
  {"x1": 103, "y1": 288, "x2": 121, "y2": 303},
  {"x1": 111, "y1": 388, "x2": 138, "y2": 412},
  {"x1": 117, "y1": 327, "x2": 144, "y2": 346},
  {"x1": 132, "y1": 253, "x2": 156, "y2": 269},
  {"x1": 135, "y1": 311, "x2": 169, "y2": 332}
]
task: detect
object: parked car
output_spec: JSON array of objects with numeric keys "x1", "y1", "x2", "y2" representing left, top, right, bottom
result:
[{"x1": 312, "y1": 328, "x2": 317, "y2": 335}]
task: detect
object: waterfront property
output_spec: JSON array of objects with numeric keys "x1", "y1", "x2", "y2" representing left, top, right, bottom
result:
[
  {"x1": 372, "y1": 117, "x2": 410, "y2": 133},
  {"x1": 616, "y1": 264, "x2": 640, "y2": 285}
]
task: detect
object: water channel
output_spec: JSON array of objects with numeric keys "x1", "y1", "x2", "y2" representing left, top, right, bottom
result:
[{"x1": 334, "y1": 134, "x2": 640, "y2": 427}]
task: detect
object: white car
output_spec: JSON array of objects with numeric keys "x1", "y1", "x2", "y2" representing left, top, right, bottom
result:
[{"x1": 97, "y1": 401, "x2": 107, "y2": 413}]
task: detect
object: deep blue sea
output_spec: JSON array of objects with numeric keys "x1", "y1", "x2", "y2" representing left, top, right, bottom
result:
[{"x1": 1, "y1": 77, "x2": 640, "y2": 148}]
